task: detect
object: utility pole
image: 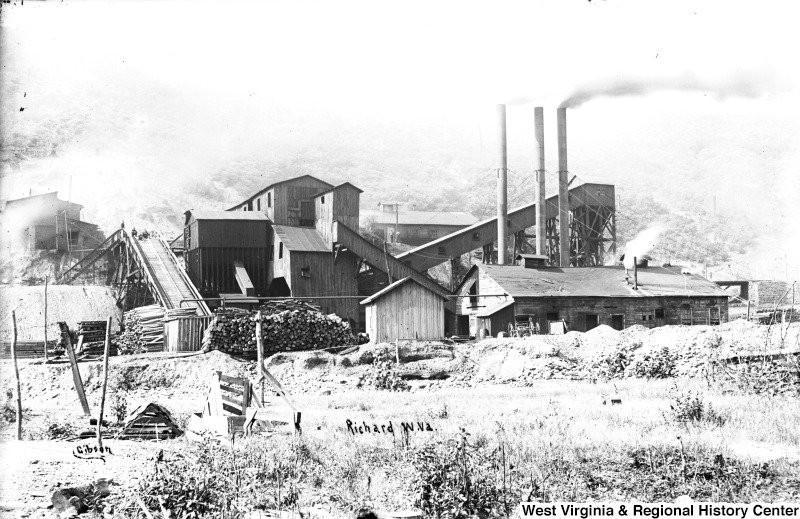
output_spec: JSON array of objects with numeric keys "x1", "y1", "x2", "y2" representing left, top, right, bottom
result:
[{"x1": 394, "y1": 204, "x2": 400, "y2": 244}]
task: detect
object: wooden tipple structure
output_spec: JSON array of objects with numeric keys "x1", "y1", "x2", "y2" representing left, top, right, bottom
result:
[{"x1": 177, "y1": 174, "x2": 622, "y2": 333}]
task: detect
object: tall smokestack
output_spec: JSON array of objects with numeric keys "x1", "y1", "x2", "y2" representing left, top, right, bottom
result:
[
  {"x1": 557, "y1": 107, "x2": 570, "y2": 267},
  {"x1": 534, "y1": 107, "x2": 546, "y2": 257},
  {"x1": 497, "y1": 104, "x2": 508, "y2": 265}
]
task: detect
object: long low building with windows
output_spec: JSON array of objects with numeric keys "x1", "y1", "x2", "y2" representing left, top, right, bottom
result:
[{"x1": 455, "y1": 255, "x2": 730, "y2": 336}]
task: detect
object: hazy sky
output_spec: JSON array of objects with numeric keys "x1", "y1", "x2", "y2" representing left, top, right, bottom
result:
[{"x1": 1, "y1": 0, "x2": 799, "y2": 278}]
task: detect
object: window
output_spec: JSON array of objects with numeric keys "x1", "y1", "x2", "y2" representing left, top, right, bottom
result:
[
  {"x1": 256, "y1": 198, "x2": 261, "y2": 211},
  {"x1": 709, "y1": 307, "x2": 721, "y2": 326},
  {"x1": 184, "y1": 227, "x2": 191, "y2": 249},
  {"x1": 472, "y1": 232, "x2": 481, "y2": 241},
  {"x1": 546, "y1": 312, "x2": 559, "y2": 321},
  {"x1": 468, "y1": 282, "x2": 478, "y2": 307},
  {"x1": 267, "y1": 192, "x2": 272, "y2": 208},
  {"x1": 655, "y1": 308, "x2": 665, "y2": 319},
  {"x1": 278, "y1": 242, "x2": 283, "y2": 259},
  {"x1": 301, "y1": 267, "x2": 311, "y2": 278},
  {"x1": 321, "y1": 195, "x2": 325, "y2": 204}
]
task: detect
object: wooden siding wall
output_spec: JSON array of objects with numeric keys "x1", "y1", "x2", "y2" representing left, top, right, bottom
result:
[
  {"x1": 315, "y1": 185, "x2": 361, "y2": 244},
  {"x1": 365, "y1": 283, "x2": 445, "y2": 342},
  {"x1": 164, "y1": 316, "x2": 213, "y2": 352},
  {"x1": 189, "y1": 220, "x2": 269, "y2": 249},
  {"x1": 476, "y1": 304, "x2": 515, "y2": 336},
  {"x1": 186, "y1": 248, "x2": 270, "y2": 296},
  {"x1": 315, "y1": 193, "x2": 334, "y2": 244},
  {"x1": 267, "y1": 246, "x2": 362, "y2": 326},
  {"x1": 289, "y1": 251, "x2": 361, "y2": 325},
  {"x1": 274, "y1": 178, "x2": 331, "y2": 226}
]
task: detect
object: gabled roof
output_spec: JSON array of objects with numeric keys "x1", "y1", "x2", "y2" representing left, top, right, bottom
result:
[
  {"x1": 466, "y1": 264, "x2": 730, "y2": 299},
  {"x1": 315, "y1": 182, "x2": 364, "y2": 196},
  {"x1": 360, "y1": 276, "x2": 448, "y2": 305},
  {"x1": 273, "y1": 225, "x2": 330, "y2": 252},
  {"x1": 3, "y1": 192, "x2": 84, "y2": 209},
  {"x1": 185, "y1": 210, "x2": 269, "y2": 224},
  {"x1": 362, "y1": 210, "x2": 478, "y2": 227},
  {"x1": 475, "y1": 299, "x2": 515, "y2": 317},
  {"x1": 227, "y1": 175, "x2": 334, "y2": 210}
]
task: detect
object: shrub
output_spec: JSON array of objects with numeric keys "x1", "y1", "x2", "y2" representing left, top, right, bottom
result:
[
  {"x1": 110, "y1": 392, "x2": 128, "y2": 424},
  {"x1": 358, "y1": 351, "x2": 409, "y2": 392},
  {"x1": 670, "y1": 389, "x2": 725, "y2": 426},
  {"x1": 632, "y1": 347, "x2": 677, "y2": 379},
  {"x1": 602, "y1": 347, "x2": 634, "y2": 378},
  {"x1": 410, "y1": 431, "x2": 511, "y2": 519}
]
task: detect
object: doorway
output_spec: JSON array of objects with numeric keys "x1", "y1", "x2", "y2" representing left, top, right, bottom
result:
[
  {"x1": 585, "y1": 314, "x2": 599, "y2": 331},
  {"x1": 610, "y1": 314, "x2": 624, "y2": 331}
]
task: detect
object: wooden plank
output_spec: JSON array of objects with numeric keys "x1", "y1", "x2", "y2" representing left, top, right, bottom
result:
[{"x1": 60, "y1": 325, "x2": 91, "y2": 417}]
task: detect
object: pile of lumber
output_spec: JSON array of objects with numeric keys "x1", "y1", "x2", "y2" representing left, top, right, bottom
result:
[
  {"x1": 116, "y1": 402, "x2": 181, "y2": 440},
  {"x1": 164, "y1": 308, "x2": 198, "y2": 319},
  {"x1": 75, "y1": 320, "x2": 116, "y2": 357},
  {"x1": 116, "y1": 305, "x2": 166, "y2": 354},
  {"x1": 77, "y1": 321, "x2": 107, "y2": 342},
  {"x1": 201, "y1": 303, "x2": 355, "y2": 355},
  {"x1": 260, "y1": 299, "x2": 322, "y2": 314}
]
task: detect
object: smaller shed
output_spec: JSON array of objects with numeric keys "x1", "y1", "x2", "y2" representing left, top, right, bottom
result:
[
  {"x1": 474, "y1": 300, "x2": 515, "y2": 337},
  {"x1": 361, "y1": 277, "x2": 446, "y2": 343}
]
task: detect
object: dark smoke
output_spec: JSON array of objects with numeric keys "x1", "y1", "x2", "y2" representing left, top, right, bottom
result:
[{"x1": 558, "y1": 69, "x2": 780, "y2": 109}]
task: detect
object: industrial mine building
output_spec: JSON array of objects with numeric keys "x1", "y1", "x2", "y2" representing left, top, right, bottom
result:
[{"x1": 59, "y1": 106, "x2": 729, "y2": 342}]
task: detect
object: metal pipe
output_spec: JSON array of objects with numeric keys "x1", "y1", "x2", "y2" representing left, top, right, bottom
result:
[
  {"x1": 633, "y1": 256, "x2": 638, "y2": 290},
  {"x1": 557, "y1": 107, "x2": 570, "y2": 267},
  {"x1": 497, "y1": 104, "x2": 508, "y2": 265},
  {"x1": 534, "y1": 106, "x2": 546, "y2": 257}
]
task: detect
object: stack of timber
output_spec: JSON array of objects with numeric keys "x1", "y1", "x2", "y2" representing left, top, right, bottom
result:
[
  {"x1": 77, "y1": 321, "x2": 107, "y2": 342},
  {"x1": 116, "y1": 305, "x2": 166, "y2": 354},
  {"x1": 164, "y1": 308, "x2": 198, "y2": 319},
  {"x1": 116, "y1": 402, "x2": 181, "y2": 440},
  {"x1": 0, "y1": 340, "x2": 56, "y2": 360},
  {"x1": 75, "y1": 320, "x2": 116, "y2": 357},
  {"x1": 201, "y1": 303, "x2": 355, "y2": 356},
  {"x1": 260, "y1": 299, "x2": 322, "y2": 314}
]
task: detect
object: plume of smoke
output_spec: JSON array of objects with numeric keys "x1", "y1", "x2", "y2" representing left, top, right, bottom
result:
[
  {"x1": 623, "y1": 225, "x2": 665, "y2": 270},
  {"x1": 559, "y1": 69, "x2": 780, "y2": 109}
]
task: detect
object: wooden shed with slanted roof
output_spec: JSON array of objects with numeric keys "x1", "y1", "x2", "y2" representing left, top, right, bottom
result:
[{"x1": 360, "y1": 277, "x2": 446, "y2": 343}]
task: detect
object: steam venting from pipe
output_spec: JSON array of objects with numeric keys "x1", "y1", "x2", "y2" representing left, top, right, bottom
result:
[
  {"x1": 559, "y1": 70, "x2": 779, "y2": 109},
  {"x1": 622, "y1": 225, "x2": 664, "y2": 270}
]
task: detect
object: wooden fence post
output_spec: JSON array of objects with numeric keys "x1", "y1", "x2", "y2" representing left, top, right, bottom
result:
[
  {"x1": 11, "y1": 311, "x2": 22, "y2": 440},
  {"x1": 59, "y1": 323, "x2": 91, "y2": 416},
  {"x1": 256, "y1": 310, "x2": 264, "y2": 405},
  {"x1": 43, "y1": 276, "x2": 49, "y2": 362},
  {"x1": 97, "y1": 316, "x2": 112, "y2": 448}
]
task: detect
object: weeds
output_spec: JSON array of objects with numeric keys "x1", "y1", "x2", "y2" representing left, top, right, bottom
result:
[
  {"x1": 358, "y1": 351, "x2": 409, "y2": 391},
  {"x1": 670, "y1": 388, "x2": 726, "y2": 426},
  {"x1": 632, "y1": 347, "x2": 677, "y2": 379}
]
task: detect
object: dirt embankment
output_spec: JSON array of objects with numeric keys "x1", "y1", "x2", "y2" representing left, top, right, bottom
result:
[
  {"x1": 3, "y1": 321, "x2": 797, "y2": 441},
  {"x1": 0, "y1": 284, "x2": 122, "y2": 342}
]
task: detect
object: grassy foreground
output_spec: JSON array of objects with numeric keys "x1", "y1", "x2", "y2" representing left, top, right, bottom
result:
[{"x1": 115, "y1": 379, "x2": 800, "y2": 518}]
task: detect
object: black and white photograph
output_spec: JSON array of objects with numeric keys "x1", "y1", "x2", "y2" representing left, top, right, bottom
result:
[{"x1": 1, "y1": 0, "x2": 799, "y2": 517}]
